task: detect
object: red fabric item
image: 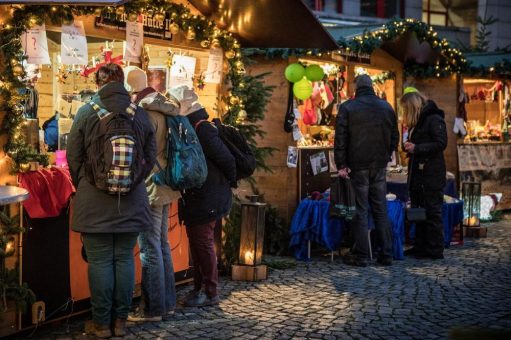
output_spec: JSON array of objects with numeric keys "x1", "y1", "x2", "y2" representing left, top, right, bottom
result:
[
  {"x1": 18, "y1": 167, "x2": 75, "y2": 219},
  {"x1": 302, "y1": 99, "x2": 317, "y2": 125}
]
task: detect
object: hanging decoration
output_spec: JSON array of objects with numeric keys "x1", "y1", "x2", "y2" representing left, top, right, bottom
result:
[
  {"x1": 80, "y1": 41, "x2": 124, "y2": 78},
  {"x1": 304, "y1": 64, "x2": 324, "y2": 82},
  {"x1": 284, "y1": 63, "x2": 305, "y2": 83},
  {"x1": 0, "y1": 1, "x2": 247, "y2": 172},
  {"x1": 293, "y1": 78, "x2": 313, "y2": 100}
]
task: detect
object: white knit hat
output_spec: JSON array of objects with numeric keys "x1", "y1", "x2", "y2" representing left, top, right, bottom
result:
[
  {"x1": 124, "y1": 66, "x2": 147, "y2": 93},
  {"x1": 167, "y1": 85, "x2": 203, "y2": 115}
]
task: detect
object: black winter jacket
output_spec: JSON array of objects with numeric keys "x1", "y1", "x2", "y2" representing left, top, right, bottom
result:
[
  {"x1": 334, "y1": 87, "x2": 399, "y2": 170},
  {"x1": 408, "y1": 100, "x2": 447, "y2": 191},
  {"x1": 67, "y1": 82, "x2": 156, "y2": 233},
  {"x1": 181, "y1": 109, "x2": 237, "y2": 226}
]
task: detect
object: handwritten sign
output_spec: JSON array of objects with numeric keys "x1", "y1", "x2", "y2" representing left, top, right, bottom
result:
[
  {"x1": 204, "y1": 47, "x2": 223, "y2": 84},
  {"x1": 61, "y1": 21, "x2": 88, "y2": 65},
  {"x1": 124, "y1": 20, "x2": 144, "y2": 63},
  {"x1": 21, "y1": 24, "x2": 50, "y2": 65}
]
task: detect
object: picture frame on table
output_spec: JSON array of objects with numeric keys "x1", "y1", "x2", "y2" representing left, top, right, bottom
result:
[{"x1": 147, "y1": 66, "x2": 169, "y2": 94}]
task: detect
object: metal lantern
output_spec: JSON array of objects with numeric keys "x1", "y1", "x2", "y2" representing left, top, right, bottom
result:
[
  {"x1": 232, "y1": 195, "x2": 267, "y2": 281},
  {"x1": 461, "y1": 182, "x2": 481, "y2": 228}
]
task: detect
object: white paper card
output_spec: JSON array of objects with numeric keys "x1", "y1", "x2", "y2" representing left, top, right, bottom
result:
[
  {"x1": 310, "y1": 152, "x2": 328, "y2": 176},
  {"x1": 124, "y1": 21, "x2": 143, "y2": 63},
  {"x1": 204, "y1": 47, "x2": 223, "y2": 84},
  {"x1": 293, "y1": 108, "x2": 301, "y2": 120},
  {"x1": 292, "y1": 123, "x2": 303, "y2": 141},
  {"x1": 287, "y1": 146, "x2": 298, "y2": 168},
  {"x1": 329, "y1": 150, "x2": 337, "y2": 172},
  {"x1": 169, "y1": 55, "x2": 196, "y2": 87},
  {"x1": 21, "y1": 24, "x2": 51, "y2": 65},
  {"x1": 61, "y1": 21, "x2": 88, "y2": 65}
]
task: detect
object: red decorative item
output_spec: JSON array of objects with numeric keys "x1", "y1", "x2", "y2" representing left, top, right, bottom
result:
[{"x1": 80, "y1": 44, "x2": 124, "y2": 78}]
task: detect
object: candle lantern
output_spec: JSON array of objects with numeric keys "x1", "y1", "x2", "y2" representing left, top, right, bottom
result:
[
  {"x1": 232, "y1": 195, "x2": 267, "y2": 281},
  {"x1": 461, "y1": 182, "x2": 481, "y2": 228}
]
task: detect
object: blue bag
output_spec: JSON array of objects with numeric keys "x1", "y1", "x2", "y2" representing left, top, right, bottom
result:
[{"x1": 153, "y1": 115, "x2": 207, "y2": 191}]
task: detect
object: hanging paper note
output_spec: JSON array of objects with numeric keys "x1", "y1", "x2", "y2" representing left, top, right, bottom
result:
[
  {"x1": 21, "y1": 24, "x2": 50, "y2": 65},
  {"x1": 124, "y1": 21, "x2": 144, "y2": 63},
  {"x1": 169, "y1": 55, "x2": 196, "y2": 88},
  {"x1": 61, "y1": 21, "x2": 88, "y2": 65},
  {"x1": 204, "y1": 47, "x2": 223, "y2": 84}
]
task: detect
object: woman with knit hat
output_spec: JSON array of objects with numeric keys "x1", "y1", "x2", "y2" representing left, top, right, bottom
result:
[
  {"x1": 400, "y1": 87, "x2": 447, "y2": 259},
  {"x1": 167, "y1": 85, "x2": 237, "y2": 307}
]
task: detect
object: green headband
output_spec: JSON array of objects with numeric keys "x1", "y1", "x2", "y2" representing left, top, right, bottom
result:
[{"x1": 403, "y1": 86, "x2": 419, "y2": 95}]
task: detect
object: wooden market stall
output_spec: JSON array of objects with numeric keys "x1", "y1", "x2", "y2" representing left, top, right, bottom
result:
[
  {"x1": 457, "y1": 52, "x2": 511, "y2": 210},
  {"x1": 0, "y1": 0, "x2": 338, "y2": 336}
]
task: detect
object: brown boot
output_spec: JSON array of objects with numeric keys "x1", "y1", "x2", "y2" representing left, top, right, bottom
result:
[
  {"x1": 113, "y1": 319, "x2": 126, "y2": 337},
  {"x1": 84, "y1": 320, "x2": 112, "y2": 338}
]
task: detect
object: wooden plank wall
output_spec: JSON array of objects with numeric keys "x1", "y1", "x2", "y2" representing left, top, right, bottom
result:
[{"x1": 405, "y1": 76, "x2": 459, "y2": 176}]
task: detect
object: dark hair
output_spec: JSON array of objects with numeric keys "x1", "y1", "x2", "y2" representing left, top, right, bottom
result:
[{"x1": 95, "y1": 63, "x2": 124, "y2": 87}]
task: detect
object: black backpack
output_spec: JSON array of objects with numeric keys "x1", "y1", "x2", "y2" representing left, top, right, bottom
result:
[
  {"x1": 84, "y1": 101, "x2": 145, "y2": 194},
  {"x1": 211, "y1": 118, "x2": 256, "y2": 180}
]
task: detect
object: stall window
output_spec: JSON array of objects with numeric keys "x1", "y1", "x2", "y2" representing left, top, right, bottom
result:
[
  {"x1": 422, "y1": 0, "x2": 448, "y2": 26},
  {"x1": 360, "y1": 0, "x2": 400, "y2": 18}
]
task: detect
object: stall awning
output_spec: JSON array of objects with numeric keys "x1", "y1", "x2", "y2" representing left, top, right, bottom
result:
[
  {"x1": 466, "y1": 52, "x2": 511, "y2": 68},
  {"x1": 188, "y1": 0, "x2": 338, "y2": 49}
]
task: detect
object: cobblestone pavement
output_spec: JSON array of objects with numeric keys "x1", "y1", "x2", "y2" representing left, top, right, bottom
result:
[{"x1": 31, "y1": 220, "x2": 511, "y2": 339}]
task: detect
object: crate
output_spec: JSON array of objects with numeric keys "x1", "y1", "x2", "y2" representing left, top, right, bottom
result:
[{"x1": 464, "y1": 226, "x2": 488, "y2": 238}]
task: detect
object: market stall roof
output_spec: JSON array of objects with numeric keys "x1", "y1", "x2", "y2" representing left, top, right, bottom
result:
[
  {"x1": 188, "y1": 0, "x2": 338, "y2": 49},
  {"x1": 326, "y1": 24, "x2": 439, "y2": 65},
  {"x1": 465, "y1": 51, "x2": 511, "y2": 68}
]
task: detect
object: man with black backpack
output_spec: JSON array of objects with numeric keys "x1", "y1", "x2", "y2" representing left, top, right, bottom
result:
[
  {"x1": 169, "y1": 85, "x2": 237, "y2": 307},
  {"x1": 67, "y1": 63, "x2": 156, "y2": 338},
  {"x1": 123, "y1": 66, "x2": 181, "y2": 322}
]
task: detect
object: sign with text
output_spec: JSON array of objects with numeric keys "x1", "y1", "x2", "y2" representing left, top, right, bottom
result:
[
  {"x1": 335, "y1": 49, "x2": 371, "y2": 64},
  {"x1": 95, "y1": 12, "x2": 173, "y2": 41},
  {"x1": 204, "y1": 47, "x2": 223, "y2": 84},
  {"x1": 124, "y1": 21, "x2": 144, "y2": 63},
  {"x1": 21, "y1": 24, "x2": 51, "y2": 65},
  {"x1": 61, "y1": 21, "x2": 88, "y2": 65}
]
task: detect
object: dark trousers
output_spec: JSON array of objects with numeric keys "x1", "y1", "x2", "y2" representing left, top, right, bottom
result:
[
  {"x1": 410, "y1": 189, "x2": 444, "y2": 256},
  {"x1": 186, "y1": 220, "x2": 218, "y2": 298},
  {"x1": 350, "y1": 168, "x2": 393, "y2": 258}
]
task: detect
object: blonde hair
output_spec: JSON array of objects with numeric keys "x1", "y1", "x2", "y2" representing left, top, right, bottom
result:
[{"x1": 399, "y1": 91, "x2": 428, "y2": 128}]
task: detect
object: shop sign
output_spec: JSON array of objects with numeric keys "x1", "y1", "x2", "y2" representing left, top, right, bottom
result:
[
  {"x1": 61, "y1": 21, "x2": 88, "y2": 65},
  {"x1": 21, "y1": 24, "x2": 51, "y2": 65},
  {"x1": 95, "y1": 12, "x2": 173, "y2": 41},
  {"x1": 336, "y1": 49, "x2": 371, "y2": 64}
]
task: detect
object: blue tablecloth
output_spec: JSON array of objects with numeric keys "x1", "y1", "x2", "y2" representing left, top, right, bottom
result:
[
  {"x1": 289, "y1": 199, "x2": 405, "y2": 261},
  {"x1": 387, "y1": 178, "x2": 457, "y2": 203},
  {"x1": 408, "y1": 201, "x2": 464, "y2": 247}
]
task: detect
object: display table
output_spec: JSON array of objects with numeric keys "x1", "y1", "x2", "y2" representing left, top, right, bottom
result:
[
  {"x1": 289, "y1": 199, "x2": 405, "y2": 261},
  {"x1": 386, "y1": 172, "x2": 457, "y2": 202}
]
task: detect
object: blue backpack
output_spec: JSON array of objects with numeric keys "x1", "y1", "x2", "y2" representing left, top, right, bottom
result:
[{"x1": 153, "y1": 115, "x2": 207, "y2": 191}]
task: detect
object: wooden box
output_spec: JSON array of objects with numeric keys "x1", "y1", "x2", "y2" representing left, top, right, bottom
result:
[
  {"x1": 464, "y1": 226, "x2": 488, "y2": 238},
  {"x1": 231, "y1": 265, "x2": 267, "y2": 281}
]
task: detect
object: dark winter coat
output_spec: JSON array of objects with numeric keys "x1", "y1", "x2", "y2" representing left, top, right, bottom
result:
[
  {"x1": 334, "y1": 87, "x2": 399, "y2": 170},
  {"x1": 408, "y1": 100, "x2": 448, "y2": 192},
  {"x1": 181, "y1": 108, "x2": 236, "y2": 226},
  {"x1": 67, "y1": 81, "x2": 156, "y2": 233}
]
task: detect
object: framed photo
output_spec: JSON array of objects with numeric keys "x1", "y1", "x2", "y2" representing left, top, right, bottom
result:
[{"x1": 147, "y1": 66, "x2": 168, "y2": 94}]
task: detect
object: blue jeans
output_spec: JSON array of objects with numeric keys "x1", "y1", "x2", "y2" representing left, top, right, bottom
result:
[
  {"x1": 82, "y1": 232, "x2": 138, "y2": 326},
  {"x1": 138, "y1": 204, "x2": 176, "y2": 316},
  {"x1": 350, "y1": 168, "x2": 393, "y2": 258}
]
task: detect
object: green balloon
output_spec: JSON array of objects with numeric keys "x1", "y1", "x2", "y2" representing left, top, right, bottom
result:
[
  {"x1": 305, "y1": 64, "x2": 324, "y2": 81},
  {"x1": 293, "y1": 78, "x2": 313, "y2": 100},
  {"x1": 284, "y1": 63, "x2": 305, "y2": 83}
]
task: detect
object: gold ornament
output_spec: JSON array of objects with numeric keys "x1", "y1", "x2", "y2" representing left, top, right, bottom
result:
[
  {"x1": 94, "y1": 7, "x2": 103, "y2": 16},
  {"x1": 169, "y1": 23, "x2": 179, "y2": 35},
  {"x1": 154, "y1": 12, "x2": 165, "y2": 22},
  {"x1": 115, "y1": 6, "x2": 124, "y2": 15},
  {"x1": 200, "y1": 40, "x2": 210, "y2": 48},
  {"x1": 186, "y1": 29, "x2": 196, "y2": 40},
  {"x1": 19, "y1": 163, "x2": 30, "y2": 173},
  {"x1": 229, "y1": 96, "x2": 239, "y2": 105},
  {"x1": 211, "y1": 39, "x2": 221, "y2": 48},
  {"x1": 12, "y1": 65, "x2": 23, "y2": 76},
  {"x1": 128, "y1": 12, "x2": 138, "y2": 21},
  {"x1": 225, "y1": 50, "x2": 236, "y2": 59}
]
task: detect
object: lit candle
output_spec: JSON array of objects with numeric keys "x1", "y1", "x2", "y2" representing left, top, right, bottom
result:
[{"x1": 244, "y1": 250, "x2": 254, "y2": 265}]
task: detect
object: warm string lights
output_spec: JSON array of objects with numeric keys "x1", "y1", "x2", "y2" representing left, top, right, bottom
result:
[{"x1": 0, "y1": 2, "x2": 248, "y2": 172}]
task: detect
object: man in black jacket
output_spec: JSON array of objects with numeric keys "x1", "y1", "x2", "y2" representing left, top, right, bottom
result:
[
  {"x1": 334, "y1": 74, "x2": 399, "y2": 266},
  {"x1": 168, "y1": 86, "x2": 236, "y2": 307}
]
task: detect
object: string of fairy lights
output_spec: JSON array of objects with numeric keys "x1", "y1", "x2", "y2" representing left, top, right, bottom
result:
[{"x1": 0, "y1": 1, "x2": 247, "y2": 172}]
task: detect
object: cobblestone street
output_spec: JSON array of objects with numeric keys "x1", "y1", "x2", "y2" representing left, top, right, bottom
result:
[{"x1": 33, "y1": 220, "x2": 511, "y2": 339}]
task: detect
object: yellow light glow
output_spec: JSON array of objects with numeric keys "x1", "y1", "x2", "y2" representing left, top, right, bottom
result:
[{"x1": 244, "y1": 250, "x2": 254, "y2": 264}]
